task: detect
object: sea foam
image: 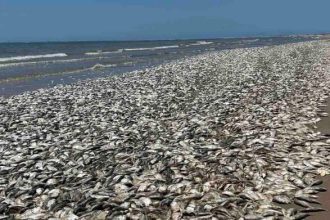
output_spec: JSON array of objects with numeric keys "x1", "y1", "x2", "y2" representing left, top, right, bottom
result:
[
  {"x1": 124, "y1": 45, "x2": 179, "y2": 51},
  {"x1": 187, "y1": 41, "x2": 213, "y2": 46},
  {"x1": 85, "y1": 49, "x2": 123, "y2": 56},
  {"x1": 0, "y1": 57, "x2": 103, "y2": 68},
  {"x1": 0, "y1": 53, "x2": 68, "y2": 63}
]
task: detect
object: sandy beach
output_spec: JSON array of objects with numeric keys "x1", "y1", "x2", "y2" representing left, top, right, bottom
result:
[{"x1": 1, "y1": 40, "x2": 330, "y2": 219}]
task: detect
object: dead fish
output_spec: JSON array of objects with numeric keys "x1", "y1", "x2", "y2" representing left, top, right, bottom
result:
[
  {"x1": 294, "y1": 199, "x2": 311, "y2": 208},
  {"x1": 295, "y1": 196, "x2": 321, "y2": 205},
  {"x1": 292, "y1": 213, "x2": 310, "y2": 220},
  {"x1": 273, "y1": 195, "x2": 291, "y2": 204},
  {"x1": 244, "y1": 214, "x2": 263, "y2": 220},
  {"x1": 1, "y1": 41, "x2": 329, "y2": 219},
  {"x1": 301, "y1": 207, "x2": 325, "y2": 213}
]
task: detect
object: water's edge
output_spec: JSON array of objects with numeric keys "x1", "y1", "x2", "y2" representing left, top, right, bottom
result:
[{"x1": 0, "y1": 36, "x2": 317, "y2": 97}]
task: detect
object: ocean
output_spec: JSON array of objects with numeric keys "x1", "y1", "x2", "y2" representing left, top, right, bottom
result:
[{"x1": 0, "y1": 36, "x2": 315, "y2": 96}]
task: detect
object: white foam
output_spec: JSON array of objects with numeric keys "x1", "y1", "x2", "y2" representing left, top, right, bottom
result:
[
  {"x1": 0, "y1": 57, "x2": 105, "y2": 68},
  {"x1": 124, "y1": 45, "x2": 179, "y2": 51},
  {"x1": 187, "y1": 41, "x2": 214, "y2": 46},
  {"x1": 0, "y1": 53, "x2": 68, "y2": 63},
  {"x1": 85, "y1": 49, "x2": 123, "y2": 56},
  {"x1": 90, "y1": 61, "x2": 135, "y2": 70},
  {"x1": 91, "y1": 63, "x2": 117, "y2": 70}
]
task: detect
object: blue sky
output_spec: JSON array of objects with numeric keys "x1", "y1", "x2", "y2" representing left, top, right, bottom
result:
[{"x1": 0, "y1": 0, "x2": 329, "y2": 42}]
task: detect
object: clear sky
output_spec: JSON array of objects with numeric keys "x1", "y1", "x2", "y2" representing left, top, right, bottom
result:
[{"x1": 0, "y1": 0, "x2": 329, "y2": 42}]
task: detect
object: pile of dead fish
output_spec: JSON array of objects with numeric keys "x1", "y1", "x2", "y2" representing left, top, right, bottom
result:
[{"x1": 1, "y1": 41, "x2": 330, "y2": 219}]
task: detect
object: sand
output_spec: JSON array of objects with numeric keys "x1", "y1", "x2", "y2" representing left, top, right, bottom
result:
[{"x1": 310, "y1": 98, "x2": 330, "y2": 220}]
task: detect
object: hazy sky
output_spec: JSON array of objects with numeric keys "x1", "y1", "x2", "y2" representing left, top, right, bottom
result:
[{"x1": 0, "y1": 0, "x2": 329, "y2": 42}]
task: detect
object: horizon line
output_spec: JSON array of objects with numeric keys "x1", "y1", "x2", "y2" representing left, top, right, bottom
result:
[{"x1": 0, "y1": 32, "x2": 328, "y2": 44}]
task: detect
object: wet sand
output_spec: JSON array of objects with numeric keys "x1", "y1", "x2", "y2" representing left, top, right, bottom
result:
[{"x1": 310, "y1": 97, "x2": 330, "y2": 220}]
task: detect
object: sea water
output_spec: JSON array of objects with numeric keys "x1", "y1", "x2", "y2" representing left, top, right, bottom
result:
[{"x1": 0, "y1": 36, "x2": 315, "y2": 96}]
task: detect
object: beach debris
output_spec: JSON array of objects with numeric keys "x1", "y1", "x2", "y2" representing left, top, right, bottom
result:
[{"x1": 0, "y1": 41, "x2": 330, "y2": 218}]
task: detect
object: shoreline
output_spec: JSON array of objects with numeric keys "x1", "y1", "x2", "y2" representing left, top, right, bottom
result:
[
  {"x1": 310, "y1": 97, "x2": 330, "y2": 220},
  {"x1": 1, "y1": 41, "x2": 330, "y2": 219},
  {"x1": 0, "y1": 37, "x2": 318, "y2": 98}
]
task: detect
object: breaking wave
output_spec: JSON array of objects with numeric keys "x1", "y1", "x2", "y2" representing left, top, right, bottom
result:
[
  {"x1": 187, "y1": 41, "x2": 214, "y2": 46},
  {"x1": 124, "y1": 45, "x2": 179, "y2": 51},
  {"x1": 91, "y1": 63, "x2": 117, "y2": 70},
  {"x1": 85, "y1": 49, "x2": 123, "y2": 56},
  {"x1": 0, "y1": 53, "x2": 68, "y2": 63},
  {"x1": 0, "y1": 57, "x2": 106, "y2": 68},
  {"x1": 91, "y1": 62, "x2": 134, "y2": 70}
]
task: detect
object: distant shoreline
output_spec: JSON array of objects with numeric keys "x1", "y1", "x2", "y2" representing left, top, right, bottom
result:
[{"x1": 0, "y1": 32, "x2": 328, "y2": 45}]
